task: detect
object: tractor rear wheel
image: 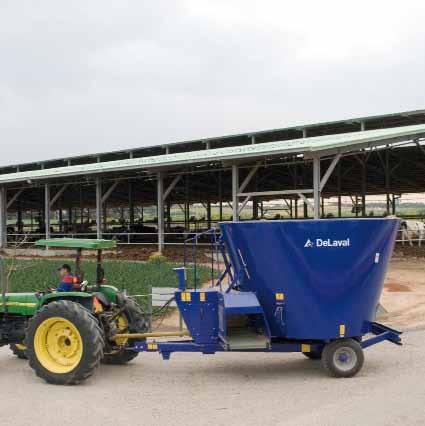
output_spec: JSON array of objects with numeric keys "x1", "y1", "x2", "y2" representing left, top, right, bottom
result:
[
  {"x1": 25, "y1": 300, "x2": 104, "y2": 385},
  {"x1": 102, "y1": 297, "x2": 148, "y2": 365},
  {"x1": 10, "y1": 343, "x2": 28, "y2": 360}
]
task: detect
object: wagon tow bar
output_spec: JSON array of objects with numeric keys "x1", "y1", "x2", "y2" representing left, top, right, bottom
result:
[
  {"x1": 112, "y1": 330, "x2": 191, "y2": 341},
  {"x1": 361, "y1": 322, "x2": 403, "y2": 349}
]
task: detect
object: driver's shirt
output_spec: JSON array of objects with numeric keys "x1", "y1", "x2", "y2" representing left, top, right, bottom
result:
[{"x1": 57, "y1": 274, "x2": 75, "y2": 292}]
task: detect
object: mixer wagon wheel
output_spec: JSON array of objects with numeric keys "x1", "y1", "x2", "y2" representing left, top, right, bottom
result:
[{"x1": 322, "y1": 339, "x2": 364, "y2": 378}]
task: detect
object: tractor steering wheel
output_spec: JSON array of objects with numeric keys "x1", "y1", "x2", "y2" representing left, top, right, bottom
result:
[{"x1": 80, "y1": 280, "x2": 89, "y2": 292}]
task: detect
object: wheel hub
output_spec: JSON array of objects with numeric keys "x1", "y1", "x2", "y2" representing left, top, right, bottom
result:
[
  {"x1": 113, "y1": 314, "x2": 129, "y2": 346},
  {"x1": 333, "y1": 347, "x2": 357, "y2": 372},
  {"x1": 34, "y1": 317, "x2": 83, "y2": 374}
]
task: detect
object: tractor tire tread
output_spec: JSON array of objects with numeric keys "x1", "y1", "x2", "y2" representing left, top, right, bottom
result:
[{"x1": 10, "y1": 344, "x2": 28, "y2": 360}]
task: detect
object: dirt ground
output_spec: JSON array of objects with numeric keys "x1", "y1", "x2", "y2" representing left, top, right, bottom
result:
[{"x1": 380, "y1": 256, "x2": 425, "y2": 330}]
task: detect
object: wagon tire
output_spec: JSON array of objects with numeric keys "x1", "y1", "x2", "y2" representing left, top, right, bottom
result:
[
  {"x1": 25, "y1": 300, "x2": 104, "y2": 385},
  {"x1": 10, "y1": 343, "x2": 28, "y2": 360},
  {"x1": 102, "y1": 296, "x2": 148, "y2": 365},
  {"x1": 322, "y1": 338, "x2": 364, "y2": 378}
]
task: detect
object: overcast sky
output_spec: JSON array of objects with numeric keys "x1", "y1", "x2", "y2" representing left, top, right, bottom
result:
[{"x1": 1, "y1": 0, "x2": 425, "y2": 166}]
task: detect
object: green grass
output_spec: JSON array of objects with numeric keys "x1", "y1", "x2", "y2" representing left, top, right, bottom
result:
[{"x1": 4, "y1": 259, "x2": 214, "y2": 296}]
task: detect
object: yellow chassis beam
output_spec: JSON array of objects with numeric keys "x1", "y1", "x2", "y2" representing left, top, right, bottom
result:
[{"x1": 113, "y1": 330, "x2": 191, "y2": 341}]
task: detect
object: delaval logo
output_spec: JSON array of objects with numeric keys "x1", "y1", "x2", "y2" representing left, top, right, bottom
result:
[
  {"x1": 304, "y1": 239, "x2": 314, "y2": 248},
  {"x1": 304, "y1": 237, "x2": 350, "y2": 248}
]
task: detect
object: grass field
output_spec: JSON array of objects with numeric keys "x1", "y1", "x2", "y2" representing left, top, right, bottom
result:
[{"x1": 4, "y1": 259, "x2": 214, "y2": 297}]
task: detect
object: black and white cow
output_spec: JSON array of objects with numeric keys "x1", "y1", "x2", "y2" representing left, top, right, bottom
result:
[{"x1": 400, "y1": 220, "x2": 425, "y2": 247}]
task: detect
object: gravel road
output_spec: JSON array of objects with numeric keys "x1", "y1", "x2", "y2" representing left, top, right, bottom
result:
[{"x1": 1, "y1": 330, "x2": 424, "y2": 426}]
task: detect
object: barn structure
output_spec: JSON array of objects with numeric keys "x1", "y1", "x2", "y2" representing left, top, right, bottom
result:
[{"x1": 1, "y1": 109, "x2": 425, "y2": 251}]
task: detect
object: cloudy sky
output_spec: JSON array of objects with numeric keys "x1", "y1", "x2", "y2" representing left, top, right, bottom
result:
[{"x1": 1, "y1": 0, "x2": 425, "y2": 166}]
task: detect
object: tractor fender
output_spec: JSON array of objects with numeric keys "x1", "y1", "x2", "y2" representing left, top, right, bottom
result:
[{"x1": 40, "y1": 292, "x2": 94, "y2": 311}]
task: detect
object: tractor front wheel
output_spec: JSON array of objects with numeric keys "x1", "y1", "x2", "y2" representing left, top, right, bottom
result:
[{"x1": 25, "y1": 300, "x2": 104, "y2": 385}]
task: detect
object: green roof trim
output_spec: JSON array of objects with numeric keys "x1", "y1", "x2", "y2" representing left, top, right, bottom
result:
[
  {"x1": 1, "y1": 124, "x2": 425, "y2": 184},
  {"x1": 35, "y1": 238, "x2": 117, "y2": 250}
]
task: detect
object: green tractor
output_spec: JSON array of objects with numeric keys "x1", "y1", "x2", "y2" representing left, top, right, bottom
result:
[{"x1": 0, "y1": 238, "x2": 148, "y2": 385}]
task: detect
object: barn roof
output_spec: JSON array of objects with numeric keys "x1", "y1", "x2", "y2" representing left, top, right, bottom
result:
[
  {"x1": 1, "y1": 123, "x2": 425, "y2": 185},
  {"x1": 2, "y1": 108, "x2": 425, "y2": 172}
]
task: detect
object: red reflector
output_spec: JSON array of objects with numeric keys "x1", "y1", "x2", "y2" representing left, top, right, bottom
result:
[{"x1": 93, "y1": 296, "x2": 102, "y2": 312}]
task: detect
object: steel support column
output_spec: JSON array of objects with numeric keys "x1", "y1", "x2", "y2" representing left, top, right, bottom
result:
[
  {"x1": 96, "y1": 178, "x2": 102, "y2": 239},
  {"x1": 218, "y1": 171, "x2": 223, "y2": 221},
  {"x1": 166, "y1": 199, "x2": 171, "y2": 231},
  {"x1": 337, "y1": 162, "x2": 342, "y2": 217},
  {"x1": 0, "y1": 187, "x2": 7, "y2": 249},
  {"x1": 232, "y1": 165, "x2": 239, "y2": 221},
  {"x1": 253, "y1": 197, "x2": 258, "y2": 219},
  {"x1": 385, "y1": 148, "x2": 391, "y2": 214},
  {"x1": 184, "y1": 175, "x2": 189, "y2": 230},
  {"x1": 67, "y1": 208, "x2": 70, "y2": 228},
  {"x1": 129, "y1": 181, "x2": 134, "y2": 229},
  {"x1": 45, "y1": 184, "x2": 51, "y2": 240},
  {"x1": 313, "y1": 157, "x2": 321, "y2": 219},
  {"x1": 17, "y1": 200, "x2": 23, "y2": 233},
  {"x1": 157, "y1": 172, "x2": 164, "y2": 253},
  {"x1": 58, "y1": 204, "x2": 63, "y2": 232},
  {"x1": 361, "y1": 157, "x2": 367, "y2": 217}
]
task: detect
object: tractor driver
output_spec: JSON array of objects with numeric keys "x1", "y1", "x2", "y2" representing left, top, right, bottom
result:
[{"x1": 57, "y1": 264, "x2": 77, "y2": 292}]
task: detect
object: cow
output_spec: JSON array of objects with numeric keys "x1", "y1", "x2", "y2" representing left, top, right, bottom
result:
[{"x1": 400, "y1": 220, "x2": 425, "y2": 247}]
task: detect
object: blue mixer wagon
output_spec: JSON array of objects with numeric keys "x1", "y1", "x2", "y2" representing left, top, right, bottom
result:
[{"x1": 133, "y1": 218, "x2": 402, "y2": 378}]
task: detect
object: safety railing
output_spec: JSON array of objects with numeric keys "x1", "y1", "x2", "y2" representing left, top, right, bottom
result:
[
  {"x1": 4, "y1": 231, "x2": 218, "y2": 246},
  {"x1": 183, "y1": 228, "x2": 230, "y2": 292}
]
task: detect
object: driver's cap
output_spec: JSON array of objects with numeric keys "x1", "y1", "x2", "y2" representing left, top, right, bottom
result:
[{"x1": 57, "y1": 264, "x2": 71, "y2": 272}]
